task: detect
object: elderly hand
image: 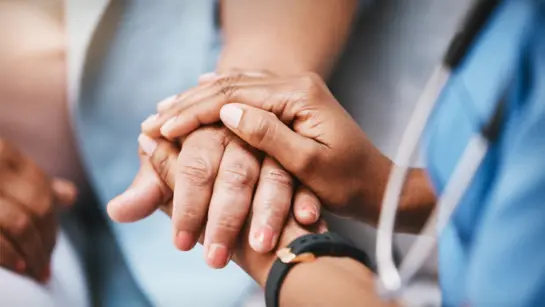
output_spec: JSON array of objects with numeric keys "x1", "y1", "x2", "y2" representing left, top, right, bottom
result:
[
  {"x1": 139, "y1": 72, "x2": 397, "y2": 225},
  {"x1": 108, "y1": 76, "x2": 322, "y2": 269},
  {"x1": 0, "y1": 138, "x2": 77, "y2": 282},
  {"x1": 139, "y1": 137, "x2": 327, "y2": 285}
]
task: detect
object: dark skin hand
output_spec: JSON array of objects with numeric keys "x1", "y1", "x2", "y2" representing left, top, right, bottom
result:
[
  {"x1": 0, "y1": 138, "x2": 77, "y2": 282},
  {"x1": 138, "y1": 72, "x2": 436, "y2": 233},
  {"x1": 108, "y1": 0, "x2": 358, "y2": 269},
  {"x1": 143, "y1": 138, "x2": 396, "y2": 307}
]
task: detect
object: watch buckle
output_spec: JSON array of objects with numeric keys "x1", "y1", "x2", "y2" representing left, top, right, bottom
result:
[{"x1": 277, "y1": 248, "x2": 316, "y2": 264}]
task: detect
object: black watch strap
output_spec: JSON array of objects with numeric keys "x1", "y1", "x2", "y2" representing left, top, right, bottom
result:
[{"x1": 264, "y1": 232, "x2": 374, "y2": 307}]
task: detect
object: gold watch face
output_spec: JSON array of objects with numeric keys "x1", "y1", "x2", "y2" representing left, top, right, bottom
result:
[{"x1": 276, "y1": 248, "x2": 316, "y2": 264}]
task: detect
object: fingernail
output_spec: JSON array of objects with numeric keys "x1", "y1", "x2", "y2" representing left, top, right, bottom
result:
[
  {"x1": 160, "y1": 117, "x2": 177, "y2": 136},
  {"x1": 157, "y1": 95, "x2": 178, "y2": 110},
  {"x1": 220, "y1": 104, "x2": 243, "y2": 128},
  {"x1": 299, "y1": 204, "x2": 318, "y2": 222},
  {"x1": 137, "y1": 134, "x2": 158, "y2": 156},
  {"x1": 250, "y1": 226, "x2": 276, "y2": 253},
  {"x1": 198, "y1": 72, "x2": 217, "y2": 83},
  {"x1": 175, "y1": 231, "x2": 195, "y2": 251},
  {"x1": 141, "y1": 114, "x2": 158, "y2": 128},
  {"x1": 15, "y1": 260, "x2": 26, "y2": 273},
  {"x1": 207, "y1": 243, "x2": 229, "y2": 268}
]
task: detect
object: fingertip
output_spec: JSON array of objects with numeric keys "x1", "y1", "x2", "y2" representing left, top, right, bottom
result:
[
  {"x1": 138, "y1": 134, "x2": 158, "y2": 156},
  {"x1": 106, "y1": 194, "x2": 129, "y2": 222},
  {"x1": 205, "y1": 243, "x2": 230, "y2": 269},
  {"x1": 15, "y1": 260, "x2": 27, "y2": 274},
  {"x1": 174, "y1": 230, "x2": 196, "y2": 251},
  {"x1": 294, "y1": 209, "x2": 319, "y2": 225},
  {"x1": 106, "y1": 187, "x2": 157, "y2": 223},
  {"x1": 294, "y1": 200, "x2": 320, "y2": 225},
  {"x1": 52, "y1": 178, "x2": 78, "y2": 206},
  {"x1": 159, "y1": 116, "x2": 193, "y2": 141},
  {"x1": 249, "y1": 225, "x2": 277, "y2": 253},
  {"x1": 141, "y1": 114, "x2": 160, "y2": 135},
  {"x1": 219, "y1": 104, "x2": 243, "y2": 129},
  {"x1": 157, "y1": 95, "x2": 178, "y2": 112},
  {"x1": 293, "y1": 186, "x2": 321, "y2": 225},
  {"x1": 40, "y1": 264, "x2": 51, "y2": 283}
]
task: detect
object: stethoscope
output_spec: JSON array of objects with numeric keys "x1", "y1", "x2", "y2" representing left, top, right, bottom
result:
[{"x1": 375, "y1": 0, "x2": 507, "y2": 301}]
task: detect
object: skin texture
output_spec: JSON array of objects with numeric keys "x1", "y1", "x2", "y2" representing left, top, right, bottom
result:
[
  {"x1": 108, "y1": 0, "x2": 359, "y2": 269},
  {"x1": 139, "y1": 72, "x2": 436, "y2": 232},
  {"x1": 147, "y1": 139, "x2": 397, "y2": 307},
  {"x1": 136, "y1": 73, "x2": 414, "y2": 305}
]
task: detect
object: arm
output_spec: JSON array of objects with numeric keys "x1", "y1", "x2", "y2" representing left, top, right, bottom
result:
[
  {"x1": 217, "y1": 0, "x2": 359, "y2": 77},
  {"x1": 144, "y1": 138, "x2": 396, "y2": 307},
  {"x1": 278, "y1": 257, "x2": 397, "y2": 307},
  {"x1": 392, "y1": 168, "x2": 436, "y2": 234},
  {"x1": 218, "y1": 0, "x2": 435, "y2": 234}
]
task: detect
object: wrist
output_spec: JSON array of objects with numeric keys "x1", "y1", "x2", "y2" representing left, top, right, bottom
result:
[
  {"x1": 396, "y1": 168, "x2": 436, "y2": 233},
  {"x1": 231, "y1": 242, "x2": 277, "y2": 287},
  {"x1": 354, "y1": 158, "x2": 435, "y2": 233}
]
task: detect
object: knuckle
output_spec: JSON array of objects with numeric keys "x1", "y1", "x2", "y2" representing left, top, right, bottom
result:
[
  {"x1": 177, "y1": 157, "x2": 214, "y2": 187},
  {"x1": 32, "y1": 194, "x2": 53, "y2": 221},
  {"x1": 218, "y1": 164, "x2": 256, "y2": 191},
  {"x1": 260, "y1": 167, "x2": 293, "y2": 189},
  {"x1": 12, "y1": 215, "x2": 31, "y2": 238},
  {"x1": 249, "y1": 114, "x2": 276, "y2": 148},
  {"x1": 155, "y1": 153, "x2": 172, "y2": 181},
  {"x1": 260, "y1": 199, "x2": 290, "y2": 228},
  {"x1": 196, "y1": 127, "x2": 228, "y2": 146},
  {"x1": 212, "y1": 213, "x2": 244, "y2": 236},
  {"x1": 213, "y1": 76, "x2": 241, "y2": 99},
  {"x1": 174, "y1": 207, "x2": 202, "y2": 229}
]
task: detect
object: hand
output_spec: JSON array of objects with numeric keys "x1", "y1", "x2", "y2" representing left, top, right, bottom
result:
[
  {"x1": 0, "y1": 138, "x2": 77, "y2": 282},
  {"x1": 142, "y1": 137, "x2": 327, "y2": 285},
  {"x1": 140, "y1": 72, "x2": 393, "y2": 225},
  {"x1": 108, "y1": 128, "x2": 321, "y2": 269}
]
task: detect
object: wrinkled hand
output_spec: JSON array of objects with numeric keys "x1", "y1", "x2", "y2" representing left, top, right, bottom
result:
[
  {"x1": 139, "y1": 72, "x2": 393, "y2": 224},
  {"x1": 108, "y1": 76, "x2": 322, "y2": 269},
  {"x1": 142, "y1": 137, "x2": 327, "y2": 285},
  {"x1": 0, "y1": 138, "x2": 77, "y2": 282}
]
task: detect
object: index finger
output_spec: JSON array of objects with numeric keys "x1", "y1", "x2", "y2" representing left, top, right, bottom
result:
[{"x1": 158, "y1": 73, "x2": 326, "y2": 140}]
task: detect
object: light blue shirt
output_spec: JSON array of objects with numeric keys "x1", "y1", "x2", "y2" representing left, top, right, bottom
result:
[
  {"x1": 426, "y1": 0, "x2": 545, "y2": 305},
  {"x1": 75, "y1": 1, "x2": 253, "y2": 306}
]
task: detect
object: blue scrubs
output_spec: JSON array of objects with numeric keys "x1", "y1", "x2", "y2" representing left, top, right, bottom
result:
[{"x1": 426, "y1": 0, "x2": 545, "y2": 305}]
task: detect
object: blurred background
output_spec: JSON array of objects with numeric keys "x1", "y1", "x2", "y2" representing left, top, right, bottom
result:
[{"x1": 0, "y1": 1, "x2": 472, "y2": 306}]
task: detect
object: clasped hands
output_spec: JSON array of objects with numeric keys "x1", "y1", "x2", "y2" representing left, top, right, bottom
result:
[{"x1": 107, "y1": 72, "x2": 392, "y2": 283}]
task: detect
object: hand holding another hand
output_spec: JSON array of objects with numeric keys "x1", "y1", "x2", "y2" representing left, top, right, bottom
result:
[
  {"x1": 108, "y1": 74, "x2": 323, "y2": 269},
  {"x1": 138, "y1": 137, "x2": 327, "y2": 285},
  {"x1": 0, "y1": 138, "x2": 77, "y2": 282},
  {"x1": 141, "y1": 72, "x2": 393, "y2": 225}
]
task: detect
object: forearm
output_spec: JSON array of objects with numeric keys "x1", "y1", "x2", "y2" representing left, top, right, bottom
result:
[
  {"x1": 278, "y1": 257, "x2": 397, "y2": 307},
  {"x1": 384, "y1": 168, "x2": 436, "y2": 234},
  {"x1": 217, "y1": 0, "x2": 358, "y2": 78}
]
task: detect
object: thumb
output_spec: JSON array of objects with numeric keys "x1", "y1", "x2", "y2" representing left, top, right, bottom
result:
[
  {"x1": 107, "y1": 160, "x2": 170, "y2": 223},
  {"x1": 220, "y1": 103, "x2": 319, "y2": 179},
  {"x1": 52, "y1": 178, "x2": 78, "y2": 207}
]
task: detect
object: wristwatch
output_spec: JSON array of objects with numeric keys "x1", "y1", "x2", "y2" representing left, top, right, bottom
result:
[{"x1": 265, "y1": 232, "x2": 374, "y2": 307}]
